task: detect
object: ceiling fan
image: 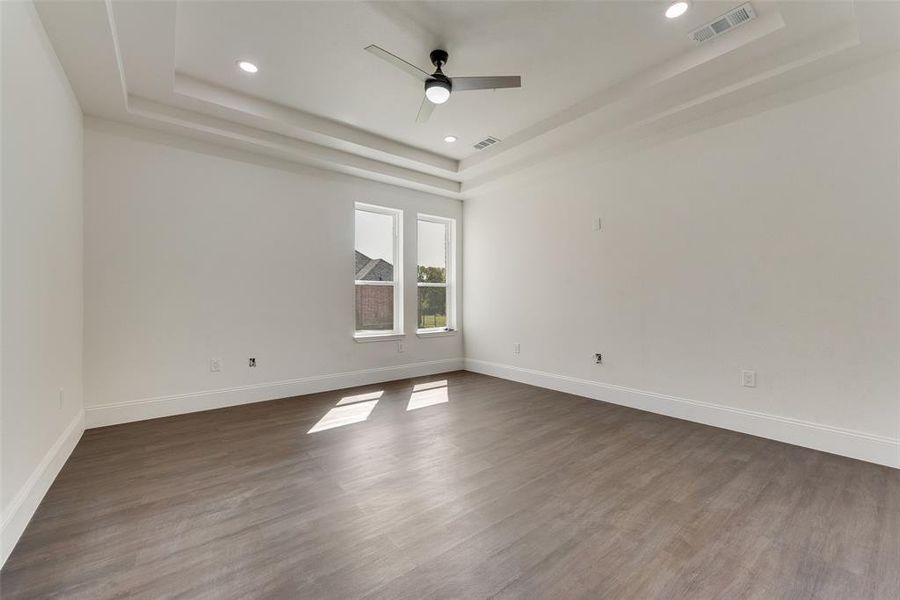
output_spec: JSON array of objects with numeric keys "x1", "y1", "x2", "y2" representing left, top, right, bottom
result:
[{"x1": 364, "y1": 45, "x2": 522, "y2": 123}]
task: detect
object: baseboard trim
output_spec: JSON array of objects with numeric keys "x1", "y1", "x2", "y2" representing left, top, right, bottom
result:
[
  {"x1": 1, "y1": 410, "x2": 85, "y2": 568},
  {"x1": 86, "y1": 358, "x2": 465, "y2": 428},
  {"x1": 465, "y1": 358, "x2": 900, "y2": 469}
]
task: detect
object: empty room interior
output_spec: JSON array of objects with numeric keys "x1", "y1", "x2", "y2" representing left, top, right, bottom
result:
[{"x1": 2, "y1": 0, "x2": 900, "y2": 597}]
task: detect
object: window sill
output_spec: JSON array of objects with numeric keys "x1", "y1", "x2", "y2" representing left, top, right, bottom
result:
[
  {"x1": 353, "y1": 332, "x2": 405, "y2": 343},
  {"x1": 416, "y1": 329, "x2": 458, "y2": 338}
]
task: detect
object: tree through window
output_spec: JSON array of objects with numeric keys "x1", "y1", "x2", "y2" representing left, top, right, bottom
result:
[{"x1": 417, "y1": 216, "x2": 454, "y2": 331}]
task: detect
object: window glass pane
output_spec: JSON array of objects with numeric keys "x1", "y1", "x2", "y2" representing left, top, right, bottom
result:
[
  {"x1": 356, "y1": 210, "x2": 394, "y2": 282},
  {"x1": 418, "y1": 286, "x2": 447, "y2": 329},
  {"x1": 355, "y1": 206, "x2": 398, "y2": 333},
  {"x1": 417, "y1": 220, "x2": 446, "y2": 284},
  {"x1": 356, "y1": 284, "x2": 394, "y2": 330}
]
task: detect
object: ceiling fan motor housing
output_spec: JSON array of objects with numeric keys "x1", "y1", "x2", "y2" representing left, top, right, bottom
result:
[{"x1": 429, "y1": 49, "x2": 449, "y2": 67}]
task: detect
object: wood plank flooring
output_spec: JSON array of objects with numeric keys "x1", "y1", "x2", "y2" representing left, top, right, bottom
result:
[{"x1": 2, "y1": 371, "x2": 898, "y2": 599}]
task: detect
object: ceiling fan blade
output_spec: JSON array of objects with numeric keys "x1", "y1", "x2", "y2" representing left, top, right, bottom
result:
[
  {"x1": 451, "y1": 76, "x2": 521, "y2": 91},
  {"x1": 416, "y1": 97, "x2": 435, "y2": 123},
  {"x1": 364, "y1": 45, "x2": 431, "y2": 81}
]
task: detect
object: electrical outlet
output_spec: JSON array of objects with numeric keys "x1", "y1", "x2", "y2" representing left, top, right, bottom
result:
[
  {"x1": 513, "y1": 343, "x2": 521, "y2": 355},
  {"x1": 249, "y1": 357, "x2": 256, "y2": 367},
  {"x1": 741, "y1": 370, "x2": 756, "y2": 387},
  {"x1": 210, "y1": 358, "x2": 222, "y2": 373},
  {"x1": 398, "y1": 341, "x2": 405, "y2": 353},
  {"x1": 594, "y1": 353, "x2": 602, "y2": 364}
]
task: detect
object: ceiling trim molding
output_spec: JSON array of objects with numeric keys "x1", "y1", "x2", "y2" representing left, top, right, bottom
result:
[
  {"x1": 127, "y1": 96, "x2": 462, "y2": 194},
  {"x1": 457, "y1": 7, "x2": 789, "y2": 174},
  {"x1": 173, "y1": 72, "x2": 459, "y2": 175},
  {"x1": 103, "y1": 0, "x2": 129, "y2": 107},
  {"x1": 459, "y1": 21, "x2": 865, "y2": 190},
  {"x1": 93, "y1": 0, "x2": 464, "y2": 198},
  {"x1": 83, "y1": 115, "x2": 464, "y2": 202},
  {"x1": 463, "y1": 49, "x2": 900, "y2": 197}
]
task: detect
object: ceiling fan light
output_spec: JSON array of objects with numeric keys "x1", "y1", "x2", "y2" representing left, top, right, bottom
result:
[
  {"x1": 425, "y1": 79, "x2": 451, "y2": 104},
  {"x1": 665, "y1": 1, "x2": 690, "y2": 19}
]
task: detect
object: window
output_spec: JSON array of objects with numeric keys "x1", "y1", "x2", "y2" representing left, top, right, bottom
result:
[
  {"x1": 355, "y1": 203, "x2": 402, "y2": 336},
  {"x1": 417, "y1": 215, "x2": 455, "y2": 332}
]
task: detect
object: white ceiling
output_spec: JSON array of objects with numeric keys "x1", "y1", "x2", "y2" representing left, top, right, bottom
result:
[
  {"x1": 174, "y1": 1, "x2": 748, "y2": 159},
  {"x1": 34, "y1": 0, "x2": 900, "y2": 197}
]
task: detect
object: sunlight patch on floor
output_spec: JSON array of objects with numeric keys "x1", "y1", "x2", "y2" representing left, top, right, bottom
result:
[
  {"x1": 308, "y1": 400, "x2": 379, "y2": 433},
  {"x1": 407, "y1": 382, "x2": 449, "y2": 411},
  {"x1": 336, "y1": 390, "x2": 384, "y2": 406},
  {"x1": 412, "y1": 380, "x2": 448, "y2": 392}
]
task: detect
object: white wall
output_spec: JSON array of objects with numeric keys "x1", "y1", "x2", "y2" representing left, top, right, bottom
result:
[
  {"x1": 1, "y1": 0, "x2": 85, "y2": 565},
  {"x1": 464, "y1": 67, "x2": 900, "y2": 467},
  {"x1": 83, "y1": 119, "x2": 463, "y2": 426}
]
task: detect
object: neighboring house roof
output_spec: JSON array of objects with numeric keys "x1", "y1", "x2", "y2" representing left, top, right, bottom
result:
[
  {"x1": 355, "y1": 250, "x2": 393, "y2": 281},
  {"x1": 355, "y1": 250, "x2": 371, "y2": 274}
]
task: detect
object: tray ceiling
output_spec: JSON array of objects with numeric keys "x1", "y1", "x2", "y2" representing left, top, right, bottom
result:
[{"x1": 34, "y1": 0, "x2": 900, "y2": 198}]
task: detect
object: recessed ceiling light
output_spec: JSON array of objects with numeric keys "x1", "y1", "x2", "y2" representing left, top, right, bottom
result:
[
  {"x1": 665, "y1": 1, "x2": 690, "y2": 19},
  {"x1": 444, "y1": 136, "x2": 457, "y2": 143},
  {"x1": 236, "y1": 60, "x2": 258, "y2": 73}
]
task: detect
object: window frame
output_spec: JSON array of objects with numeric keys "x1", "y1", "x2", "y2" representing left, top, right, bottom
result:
[
  {"x1": 354, "y1": 202, "x2": 403, "y2": 339},
  {"x1": 416, "y1": 213, "x2": 456, "y2": 334}
]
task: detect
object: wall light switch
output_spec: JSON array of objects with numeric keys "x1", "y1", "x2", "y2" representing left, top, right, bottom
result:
[
  {"x1": 593, "y1": 217, "x2": 602, "y2": 231},
  {"x1": 210, "y1": 358, "x2": 222, "y2": 373}
]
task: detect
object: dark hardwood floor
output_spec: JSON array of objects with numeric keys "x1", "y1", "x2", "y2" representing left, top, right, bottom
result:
[{"x1": 2, "y1": 371, "x2": 898, "y2": 599}]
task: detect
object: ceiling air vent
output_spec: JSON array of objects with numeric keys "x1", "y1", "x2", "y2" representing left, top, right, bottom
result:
[
  {"x1": 689, "y1": 2, "x2": 756, "y2": 45},
  {"x1": 473, "y1": 136, "x2": 501, "y2": 151}
]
